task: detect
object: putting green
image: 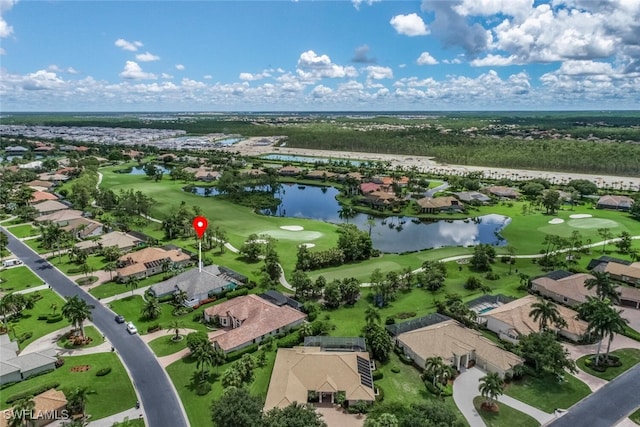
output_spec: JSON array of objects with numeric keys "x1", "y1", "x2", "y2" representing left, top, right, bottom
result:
[
  {"x1": 567, "y1": 218, "x2": 620, "y2": 229},
  {"x1": 259, "y1": 229, "x2": 324, "y2": 241}
]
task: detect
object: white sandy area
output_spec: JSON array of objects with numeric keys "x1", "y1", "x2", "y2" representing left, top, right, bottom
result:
[
  {"x1": 228, "y1": 141, "x2": 640, "y2": 191},
  {"x1": 299, "y1": 243, "x2": 316, "y2": 248},
  {"x1": 280, "y1": 225, "x2": 304, "y2": 231},
  {"x1": 548, "y1": 218, "x2": 565, "y2": 224},
  {"x1": 569, "y1": 214, "x2": 593, "y2": 219},
  {"x1": 248, "y1": 239, "x2": 269, "y2": 244}
]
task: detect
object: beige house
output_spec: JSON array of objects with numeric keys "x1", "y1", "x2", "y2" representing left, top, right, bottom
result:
[
  {"x1": 305, "y1": 170, "x2": 337, "y2": 180},
  {"x1": 279, "y1": 166, "x2": 302, "y2": 176},
  {"x1": 33, "y1": 201, "x2": 69, "y2": 216},
  {"x1": 597, "y1": 195, "x2": 634, "y2": 211},
  {"x1": 60, "y1": 217, "x2": 103, "y2": 239},
  {"x1": 0, "y1": 389, "x2": 67, "y2": 427},
  {"x1": 479, "y1": 295, "x2": 588, "y2": 343},
  {"x1": 530, "y1": 273, "x2": 596, "y2": 307},
  {"x1": 483, "y1": 186, "x2": 521, "y2": 199},
  {"x1": 75, "y1": 231, "x2": 142, "y2": 253},
  {"x1": 116, "y1": 247, "x2": 192, "y2": 282},
  {"x1": 604, "y1": 262, "x2": 640, "y2": 287},
  {"x1": 395, "y1": 319, "x2": 522, "y2": 378},
  {"x1": 416, "y1": 196, "x2": 464, "y2": 214},
  {"x1": 203, "y1": 294, "x2": 306, "y2": 352},
  {"x1": 264, "y1": 346, "x2": 375, "y2": 410},
  {"x1": 35, "y1": 209, "x2": 84, "y2": 224}
]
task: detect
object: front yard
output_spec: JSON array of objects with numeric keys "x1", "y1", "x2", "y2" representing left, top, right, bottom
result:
[
  {"x1": 504, "y1": 372, "x2": 591, "y2": 413},
  {"x1": 7, "y1": 289, "x2": 67, "y2": 350},
  {"x1": 576, "y1": 348, "x2": 640, "y2": 381},
  {"x1": 148, "y1": 334, "x2": 188, "y2": 357},
  {"x1": 473, "y1": 396, "x2": 539, "y2": 427},
  {"x1": 0, "y1": 265, "x2": 43, "y2": 294},
  {"x1": 0, "y1": 352, "x2": 136, "y2": 421}
]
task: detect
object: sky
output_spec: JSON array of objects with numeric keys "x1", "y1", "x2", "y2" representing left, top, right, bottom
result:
[{"x1": 1, "y1": 0, "x2": 639, "y2": 112}]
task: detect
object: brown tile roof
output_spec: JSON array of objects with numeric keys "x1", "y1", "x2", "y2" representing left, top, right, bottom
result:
[
  {"x1": 532, "y1": 273, "x2": 596, "y2": 304},
  {"x1": 618, "y1": 285, "x2": 640, "y2": 303},
  {"x1": 33, "y1": 200, "x2": 69, "y2": 214},
  {"x1": 305, "y1": 170, "x2": 337, "y2": 178},
  {"x1": 31, "y1": 191, "x2": 59, "y2": 203},
  {"x1": 484, "y1": 186, "x2": 521, "y2": 198},
  {"x1": 481, "y1": 295, "x2": 588, "y2": 338},
  {"x1": 27, "y1": 180, "x2": 56, "y2": 189},
  {"x1": 0, "y1": 389, "x2": 67, "y2": 427},
  {"x1": 397, "y1": 319, "x2": 523, "y2": 372},
  {"x1": 597, "y1": 195, "x2": 635, "y2": 208},
  {"x1": 204, "y1": 294, "x2": 306, "y2": 352},
  {"x1": 35, "y1": 209, "x2": 84, "y2": 223},
  {"x1": 359, "y1": 182, "x2": 382, "y2": 193},
  {"x1": 605, "y1": 262, "x2": 640, "y2": 281},
  {"x1": 117, "y1": 247, "x2": 191, "y2": 277},
  {"x1": 264, "y1": 347, "x2": 375, "y2": 410},
  {"x1": 416, "y1": 196, "x2": 463, "y2": 209},
  {"x1": 60, "y1": 217, "x2": 102, "y2": 237}
]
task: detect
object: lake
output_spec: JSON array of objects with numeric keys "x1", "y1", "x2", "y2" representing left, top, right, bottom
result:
[
  {"x1": 186, "y1": 183, "x2": 510, "y2": 253},
  {"x1": 129, "y1": 165, "x2": 173, "y2": 175}
]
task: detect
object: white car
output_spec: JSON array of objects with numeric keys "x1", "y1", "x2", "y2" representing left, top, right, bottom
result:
[{"x1": 126, "y1": 322, "x2": 138, "y2": 335}]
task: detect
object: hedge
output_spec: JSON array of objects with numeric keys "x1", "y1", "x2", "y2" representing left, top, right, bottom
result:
[
  {"x1": 96, "y1": 367, "x2": 112, "y2": 377},
  {"x1": 226, "y1": 288, "x2": 249, "y2": 299},
  {"x1": 375, "y1": 385, "x2": 384, "y2": 402},
  {"x1": 276, "y1": 331, "x2": 303, "y2": 348},
  {"x1": 17, "y1": 332, "x2": 33, "y2": 344},
  {"x1": 46, "y1": 314, "x2": 63, "y2": 323},
  {"x1": 225, "y1": 343, "x2": 259, "y2": 363},
  {"x1": 372, "y1": 371, "x2": 384, "y2": 381},
  {"x1": 5, "y1": 382, "x2": 61, "y2": 404}
]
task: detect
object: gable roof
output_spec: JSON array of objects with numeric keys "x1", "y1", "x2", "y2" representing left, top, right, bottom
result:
[
  {"x1": 150, "y1": 264, "x2": 235, "y2": 300},
  {"x1": 117, "y1": 247, "x2": 191, "y2": 277},
  {"x1": 397, "y1": 319, "x2": 523, "y2": 371},
  {"x1": 481, "y1": 295, "x2": 588, "y2": 337},
  {"x1": 605, "y1": 262, "x2": 640, "y2": 282},
  {"x1": 587, "y1": 256, "x2": 631, "y2": 271},
  {"x1": 597, "y1": 195, "x2": 635, "y2": 208},
  {"x1": 33, "y1": 200, "x2": 69, "y2": 214},
  {"x1": 264, "y1": 347, "x2": 375, "y2": 411},
  {"x1": 35, "y1": 209, "x2": 84, "y2": 223},
  {"x1": 204, "y1": 294, "x2": 306, "y2": 352}
]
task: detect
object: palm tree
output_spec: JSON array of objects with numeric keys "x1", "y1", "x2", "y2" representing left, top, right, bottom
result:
[
  {"x1": 125, "y1": 276, "x2": 139, "y2": 296},
  {"x1": 424, "y1": 356, "x2": 447, "y2": 387},
  {"x1": 104, "y1": 262, "x2": 116, "y2": 281},
  {"x1": 365, "y1": 305, "x2": 381, "y2": 326},
  {"x1": 173, "y1": 289, "x2": 188, "y2": 306},
  {"x1": 61, "y1": 296, "x2": 94, "y2": 338},
  {"x1": 478, "y1": 372, "x2": 504, "y2": 410},
  {"x1": 67, "y1": 386, "x2": 93, "y2": 417},
  {"x1": 167, "y1": 320, "x2": 184, "y2": 341},
  {"x1": 192, "y1": 341, "x2": 215, "y2": 381},
  {"x1": 211, "y1": 345, "x2": 226, "y2": 374},
  {"x1": 529, "y1": 297, "x2": 566, "y2": 331},
  {"x1": 9, "y1": 397, "x2": 34, "y2": 427},
  {"x1": 366, "y1": 216, "x2": 376, "y2": 237},
  {"x1": 585, "y1": 271, "x2": 620, "y2": 304},
  {"x1": 299, "y1": 321, "x2": 314, "y2": 339},
  {"x1": 141, "y1": 297, "x2": 161, "y2": 320},
  {"x1": 338, "y1": 206, "x2": 356, "y2": 224},
  {"x1": 578, "y1": 297, "x2": 618, "y2": 366}
]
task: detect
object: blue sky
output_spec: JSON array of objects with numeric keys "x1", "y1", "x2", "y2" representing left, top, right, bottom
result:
[{"x1": 1, "y1": 0, "x2": 639, "y2": 111}]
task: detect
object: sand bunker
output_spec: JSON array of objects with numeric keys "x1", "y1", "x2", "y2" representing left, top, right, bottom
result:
[
  {"x1": 548, "y1": 218, "x2": 565, "y2": 224},
  {"x1": 280, "y1": 225, "x2": 304, "y2": 231},
  {"x1": 299, "y1": 243, "x2": 316, "y2": 248},
  {"x1": 570, "y1": 214, "x2": 593, "y2": 219},
  {"x1": 248, "y1": 239, "x2": 269, "y2": 244}
]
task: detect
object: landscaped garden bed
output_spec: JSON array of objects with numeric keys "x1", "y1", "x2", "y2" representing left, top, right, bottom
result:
[
  {"x1": 473, "y1": 396, "x2": 539, "y2": 427},
  {"x1": 576, "y1": 349, "x2": 640, "y2": 381}
]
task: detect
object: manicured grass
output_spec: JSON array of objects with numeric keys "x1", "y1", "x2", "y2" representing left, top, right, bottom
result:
[
  {"x1": 7, "y1": 289, "x2": 67, "y2": 350},
  {"x1": 576, "y1": 348, "x2": 640, "y2": 381},
  {"x1": 148, "y1": 334, "x2": 188, "y2": 357},
  {"x1": 22, "y1": 237, "x2": 50, "y2": 254},
  {"x1": 5, "y1": 223, "x2": 40, "y2": 238},
  {"x1": 112, "y1": 419, "x2": 145, "y2": 427},
  {"x1": 90, "y1": 281, "x2": 129, "y2": 299},
  {"x1": 504, "y1": 373, "x2": 591, "y2": 413},
  {"x1": 0, "y1": 265, "x2": 43, "y2": 293},
  {"x1": 108, "y1": 295, "x2": 208, "y2": 335},
  {"x1": 473, "y1": 396, "x2": 540, "y2": 427},
  {"x1": 629, "y1": 407, "x2": 640, "y2": 425},
  {"x1": 49, "y1": 253, "x2": 106, "y2": 275},
  {"x1": 166, "y1": 347, "x2": 277, "y2": 427},
  {"x1": 0, "y1": 352, "x2": 137, "y2": 420},
  {"x1": 57, "y1": 325, "x2": 104, "y2": 349}
]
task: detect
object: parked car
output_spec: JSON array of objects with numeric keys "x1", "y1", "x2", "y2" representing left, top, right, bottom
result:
[
  {"x1": 126, "y1": 322, "x2": 137, "y2": 334},
  {"x1": 114, "y1": 315, "x2": 125, "y2": 324}
]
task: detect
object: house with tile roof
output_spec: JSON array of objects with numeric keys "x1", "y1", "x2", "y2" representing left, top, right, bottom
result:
[
  {"x1": 116, "y1": 247, "x2": 192, "y2": 282},
  {"x1": 59, "y1": 217, "x2": 103, "y2": 240},
  {"x1": 530, "y1": 272, "x2": 597, "y2": 307},
  {"x1": 597, "y1": 195, "x2": 635, "y2": 211},
  {"x1": 479, "y1": 295, "x2": 588, "y2": 343},
  {"x1": 34, "y1": 209, "x2": 84, "y2": 224},
  {"x1": 416, "y1": 196, "x2": 464, "y2": 214},
  {"x1": 203, "y1": 294, "x2": 306, "y2": 353},
  {"x1": 0, "y1": 389, "x2": 67, "y2": 427},
  {"x1": 33, "y1": 201, "x2": 70, "y2": 216},
  {"x1": 75, "y1": 231, "x2": 142, "y2": 253},
  {"x1": 393, "y1": 318, "x2": 523, "y2": 378},
  {"x1": 31, "y1": 191, "x2": 59, "y2": 204},
  {"x1": 264, "y1": 346, "x2": 375, "y2": 410},
  {"x1": 483, "y1": 186, "x2": 521, "y2": 199}
]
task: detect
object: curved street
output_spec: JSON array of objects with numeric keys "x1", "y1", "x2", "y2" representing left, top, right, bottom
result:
[{"x1": 1, "y1": 228, "x2": 190, "y2": 427}]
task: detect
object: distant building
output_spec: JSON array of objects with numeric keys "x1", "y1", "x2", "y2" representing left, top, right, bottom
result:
[
  {"x1": 454, "y1": 191, "x2": 492, "y2": 204},
  {"x1": 596, "y1": 195, "x2": 634, "y2": 211},
  {"x1": 0, "y1": 388, "x2": 67, "y2": 427},
  {"x1": 33, "y1": 201, "x2": 70, "y2": 216},
  {"x1": 483, "y1": 186, "x2": 521, "y2": 199},
  {"x1": 116, "y1": 247, "x2": 192, "y2": 282},
  {"x1": 416, "y1": 196, "x2": 464, "y2": 214}
]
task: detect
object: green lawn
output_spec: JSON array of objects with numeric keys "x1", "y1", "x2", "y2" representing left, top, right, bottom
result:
[
  {"x1": 0, "y1": 265, "x2": 43, "y2": 294},
  {"x1": 166, "y1": 347, "x2": 277, "y2": 427},
  {"x1": 107, "y1": 295, "x2": 208, "y2": 335},
  {"x1": 5, "y1": 223, "x2": 40, "y2": 238},
  {"x1": 0, "y1": 352, "x2": 136, "y2": 420},
  {"x1": 89, "y1": 281, "x2": 129, "y2": 299},
  {"x1": 112, "y1": 419, "x2": 145, "y2": 427},
  {"x1": 473, "y1": 396, "x2": 540, "y2": 427},
  {"x1": 7, "y1": 289, "x2": 68, "y2": 350},
  {"x1": 148, "y1": 334, "x2": 188, "y2": 357},
  {"x1": 504, "y1": 373, "x2": 591, "y2": 413},
  {"x1": 629, "y1": 407, "x2": 640, "y2": 425},
  {"x1": 49, "y1": 253, "x2": 106, "y2": 275},
  {"x1": 22, "y1": 237, "x2": 51, "y2": 254},
  {"x1": 576, "y1": 348, "x2": 640, "y2": 381},
  {"x1": 56, "y1": 325, "x2": 104, "y2": 349}
]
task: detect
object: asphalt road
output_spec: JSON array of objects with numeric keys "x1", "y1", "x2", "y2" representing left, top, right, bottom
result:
[
  {"x1": 546, "y1": 364, "x2": 640, "y2": 427},
  {"x1": 2, "y1": 229, "x2": 189, "y2": 427}
]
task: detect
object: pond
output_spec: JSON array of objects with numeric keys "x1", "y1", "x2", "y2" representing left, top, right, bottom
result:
[
  {"x1": 215, "y1": 137, "x2": 243, "y2": 146},
  {"x1": 129, "y1": 165, "x2": 173, "y2": 175},
  {"x1": 260, "y1": 154, "x2": 363, "y2": 166},
  {"x1": 186, "y1": 183, "x2": 510, "y2": 253}
]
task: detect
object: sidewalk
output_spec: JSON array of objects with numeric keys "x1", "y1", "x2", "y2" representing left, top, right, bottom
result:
[{"x1": 21, "y1": 323, "x2": 112, "y2": 356}]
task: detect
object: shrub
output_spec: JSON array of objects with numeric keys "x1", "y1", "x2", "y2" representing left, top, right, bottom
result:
[
  {"x1": 157, "y1": 294, "x2": 175, "y2": 303},
  {"x1": 96, "y1": 367, "x2": 112, "y2": 377},
  {"x1": 37, "y1": 314, "x2": 49, "y2": 320},
  {"x1": 17, "y1": 332, "x2": 33, "y2": 343},
  {"x1": 6, "y1": 382, "x2": 61, "y2": 404},
  {"x1": 67, "y1": 267, "x2": 82, "y2": 275},
  {"x1": 390, "y1": 365, "x2": 401, "y2": 373},
  {"x1": 385, "y1": 316, "x2": 396, "y2": 325},
  {"x1": 225, "y1": 343, "x2": 259, "y2": 363},
  {"x1": 46, "y1": 314, "x2": 63, "y2": 323},
  {"x1": 277, "y1": 331, "x2": 303, "y2": 349},
  {"x1": 372, "y1": 371, "x2": 384, "y2": 381},
  {"x1": 226, "y1": 288, "x2": 249, "y2": 299},
  {"x1": 485, "y1": 271, "x2": 501, "y2": 281},
  {"x1": 55, "y1": 358, "x2": 65, "y2": 368},
  {"x1": 147, "y1": 324, "x2": 161, "y2": 333},
  {"x1": 395, "y1": 312, "x2": 417, "y2": 319},
  {"x1": 375, "y1": 385, "x2": 384, "y2": 402},
  {"x1": 195, "y1": 381, "x2": 211, "y2": 395}
]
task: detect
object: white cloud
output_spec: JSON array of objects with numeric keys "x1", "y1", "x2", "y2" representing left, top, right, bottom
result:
[
  {"x1": 454, "y1": 0, "x2": 534, "y2": 20},
  {"x1": 203, "y1": 75, "x2": 213, "y2": 80},
  {"x1": 115, "y1": 38, "x2": 143, "y2": 52},
  {"x1": 417, "y1": 52, "x2": 439, "y2": 65},
  {"x1": 470, "y1": 54, "x2": 518, "y2": 66},
  {"x1": 239, "y1": 70, "x2": 272, "y2": 81},
  {"x1": 136, "y1": 52, "x2": 160, "y2": 62},
  {"x1": 363, "y1": 65, "x2": 393, "y2": 80},
  {"x1": 161, "y1": 73, "x2": 173, "y2": 79},
  {"x1": 296, "y1": 50, "x2": 358, "y2": 81},
  {"x1": 0, "y1": 47, "x2": 5, "y2": 55},
  {"x1": 22, "y1": 70, "x2": 64, "y2": 90},
  {"x1": 390, "y1": 13, "x2": 429, "y2": 36},
  {"x1": 311, "y1": 85, "x2": 333, "y2": 98},
  {"x1": 0, "y1": 0, "x2": 17, "y2": 38},
  {"x1": 175, "y1": 64, "x2": 185, "y2": 71},
  {"x1": 352, "y1": 0, "x2": 380, "y2": 10},
  {"x1": 119, "y1": 61, "x2": 156, "y2": 80}
]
